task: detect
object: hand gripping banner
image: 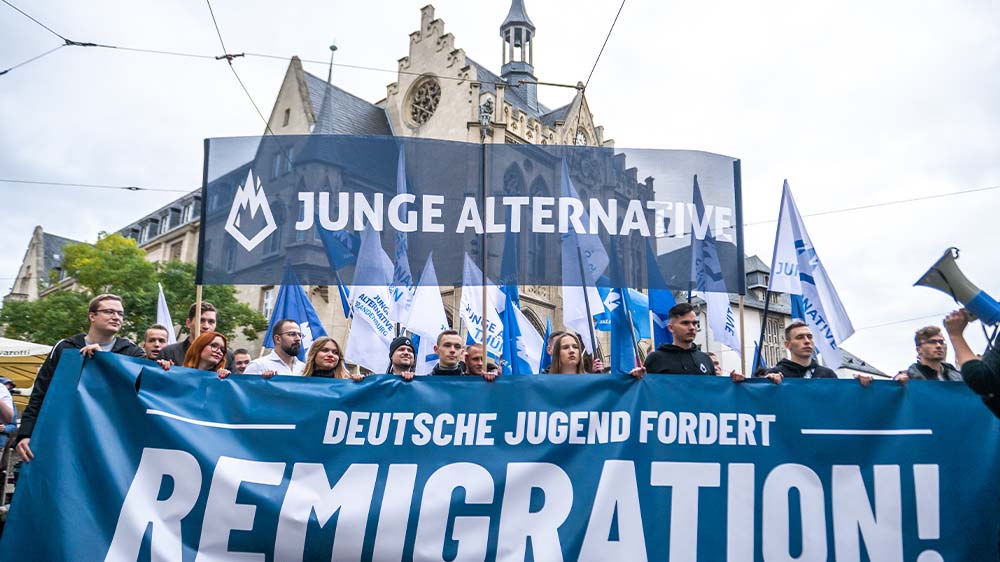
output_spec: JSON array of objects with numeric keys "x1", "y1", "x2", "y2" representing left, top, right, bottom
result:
[
  {"x1": 4, "y1": 353, "x2": 1000, "y2": 561},
  {"x1": 196, "y1": 135, "x2": 746, "y2": 293}
]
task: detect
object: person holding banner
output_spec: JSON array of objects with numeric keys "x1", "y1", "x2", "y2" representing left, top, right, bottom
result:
[
  {"x1": 430, "y1": 331, "x2": 466, "y2": 376},
  {"x1": 388, "y1": 336, "x2": 417, "y2": 380},
  {"x1": 160, "y1": 302, "x2": 234, "y2": 370},
  {"x1": 243, "y1": 320, "x2": 306, "y2": 377},
  {"x1": 16, "y1": 293, "x2": 145, "y2": 462},
  {"x1": 639, "y1": 303, "x2": 718, "y2": 377},
  {"x1": 896, "y1": 325, "x2": 962, "y2": 383},
  {"x1": 302, "y1": 336, "x2": 356, "y2": 380},
  {"x1": 181, "y1": 332, "x2": 231, "y2": 378},
  {"x1": 546, "y1": 333, "x2": 587, "y2": 375}
]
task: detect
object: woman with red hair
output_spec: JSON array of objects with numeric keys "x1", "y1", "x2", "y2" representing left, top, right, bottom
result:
[{"x1": 182, "y1": 331, "x2": 231, "y2": 378}]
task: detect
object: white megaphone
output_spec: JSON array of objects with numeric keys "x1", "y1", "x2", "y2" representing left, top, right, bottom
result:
[{"x1": 915, "y1": 247, "x2": 1000, "y2": 325}]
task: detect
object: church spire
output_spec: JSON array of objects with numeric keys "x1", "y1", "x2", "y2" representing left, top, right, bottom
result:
[{"x1": 500, "y1": 0, "x2": 537, "y2": 110}]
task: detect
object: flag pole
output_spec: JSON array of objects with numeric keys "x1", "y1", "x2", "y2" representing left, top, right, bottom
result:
[
  {"x1": 738, "y1": 295, "x2": 746, "y2": 374},
  {"x1": 621, "y1": 289, "x2": 642, "y2": 367},
  {"x1": 576, "y1": 246, "x2": 603, "y2": 363},
  {"x1": 194, "y1": 285, "x2": 203, "y2": 340},
  {"x1": 476, "y1": 100, "x2": 496, "y2": 359}
]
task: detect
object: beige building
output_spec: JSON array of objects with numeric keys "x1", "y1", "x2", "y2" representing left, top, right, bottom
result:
[{"x1": 5, "y1": 1, "x2": 883, "y2": 375}]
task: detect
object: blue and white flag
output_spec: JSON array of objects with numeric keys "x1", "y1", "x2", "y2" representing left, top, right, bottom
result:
[
  {"x1": 314, "y1": 210, "x2": 357, "y2": 319},
  {"x1": 607, "y1": 288, "x2": 644, "y2": 374},
  {"x1": 389, "y1": 146, "x2": 416, "y2": 324},
  {"x1": 264, "y1": 265, "x2": 329, "y2": 361},
  {"x1": 345, "y1": 226, "x2": 395, "y2": 373},
  {"x1": 499, "y1": 233, "x2": 542, "y2": 375},
  {"x1": 405, "y1": 254, "x2": 450, "y2": 375},
  {"x1": 646, "y1": 241, "x2": 675, "y2": 347},
  {"x1": 460, "y1": 254, "x2": 505, "y2": 359},
  {"x1": 559, "y1": 159, "x2": 608, "y2": 353},
  {"x1": 768, "y1": 181, "x2": 854, "y2": 367},
  {"x1": 155, "y1": 283, "x2": 176, "y2": 344},
  {"x1": 703, "y1": 291, "x2": 741, "y2": 356}
]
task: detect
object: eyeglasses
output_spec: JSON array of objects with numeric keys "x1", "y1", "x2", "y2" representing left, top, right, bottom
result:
[
  {"x1": 96, "y1": 309, "x2": 125, "y2": 318},
  {"x1": 279, "y1": 331, "x2": 304, "y2": 339},
  {"x1": 922, "y1": 338, "x2": 947, "y2": 346},
  {"x1": 207, "y1": 342, "x2": 225, "y2": 351}
]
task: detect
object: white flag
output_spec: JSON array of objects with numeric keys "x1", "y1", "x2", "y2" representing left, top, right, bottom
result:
[
  {"x1": 768, "y1": 181, "x2": 854, "y2": 366},
  {"x1": 345, "y1": 227, "x2": 395, "y2": 373},
  {"x1": 156, "y1": 283, "x2": 177, "y2": 344},
  {"x1": 460, "y1": 254, "x2": 504, "y2": 359},
  {"x1": 703, "y1": 291, "x2": 740, "y2": 356},
  {"x1": 559, "y1": 159, "x2": 608, "y2": 353},
  {"x1": 405, "y1": 254, "x2": 450, "y2": 375}
]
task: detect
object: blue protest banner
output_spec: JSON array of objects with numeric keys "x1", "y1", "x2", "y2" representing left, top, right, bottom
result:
[
  {"x1": 5, "y1": 352, "x2": 999, "y2": 561},
  {"x1": 197, "y1": 135, "x2": 745, "y2": 293}
]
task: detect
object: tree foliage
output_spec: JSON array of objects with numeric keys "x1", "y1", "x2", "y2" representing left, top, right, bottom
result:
[{"x1": 0, "y1": 234, "x2": 267, "y2": 345}]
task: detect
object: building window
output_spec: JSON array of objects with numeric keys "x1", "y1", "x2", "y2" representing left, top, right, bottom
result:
[
  {"x1": 763, "y1": 317, "x2": 784, "y2": 367},
  {"x1": 406, "y1": 76, "x2": 441, "y2": 126},
  {"x1": 271, "y1": 152, "x2": 282, "y2": 179},
  {"x1": 262, "y1": 287, "x2": 275, "y2": 319},
  {"x1": 282, "y1": 108, "x2": 290, "y2": 127},
  {"x1": 182, "y1": 202, "x2": 194, "y2": 224},
  {"x1": 224, "y1": 243, "x2": 236, "y2": 272},
  {"x1": 283, "y1": 147, "x2": 293, "y2": 174},
  {"x1": 159, "y1": 214, "x2": 171, "y2": 235},
  {"x1": 170, "y1": 242, "x2": 183, "y2": 262}
]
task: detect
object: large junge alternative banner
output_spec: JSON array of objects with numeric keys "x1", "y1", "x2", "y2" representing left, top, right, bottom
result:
[
  {"x1": 196, "y1": 135, "x2": 745, "y2": 292},
  {"x1": 5, "y1": 353, "x2": 1000, "y2": 560}
]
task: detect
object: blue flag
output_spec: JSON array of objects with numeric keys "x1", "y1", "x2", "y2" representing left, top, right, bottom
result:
[
  {"x1": 263, "y1": 265, "x2": 329, "y2": 360},
  {"x1": 539, "y1": 317, "x2": 553, "y2": 372},
  {"x1": 646, "y1": 241, "x2": 675, "y2": 347},
  {"x1": 752, "y1": 340, "x2": 768, "y2": 374},
  {"x1": 499, "y1": 231, "x2": 542, "y2": 375},
  {"x1": 315, "y1": 212, "x2": 357, "y2": 318},
  {"x1": 608, "y1": 288, "x2": 640, "y2": 374}
]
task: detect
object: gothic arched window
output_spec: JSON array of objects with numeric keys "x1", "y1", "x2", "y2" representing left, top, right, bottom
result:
[{"x1": 406, "y1": 76, "x2": 442, "y2": 126}]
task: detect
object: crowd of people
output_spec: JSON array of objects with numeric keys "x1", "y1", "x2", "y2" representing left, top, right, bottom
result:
[{"x1": 3, "y1": 292, "x2": 999, "y2": 465}]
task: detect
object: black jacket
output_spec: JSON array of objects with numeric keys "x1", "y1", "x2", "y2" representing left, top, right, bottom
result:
[
  {"x1": 431, "y1": 362, "x2": 466, "y2": 376},
  {"x1": 19, "y1": 333, "x2": 145, "y2": 439},
  {"x1": 643, "y1": 344, "x2": 716, "y2": 375},
  {"x1": 761, "y1": 358, "x2": 837, "y2": 379},
  {"x1": 958, "y1": 345, "x2": 1000, "y2": 418},
  {"x1": 905, "y1": 361, "x2": 962, "y2": 382}
]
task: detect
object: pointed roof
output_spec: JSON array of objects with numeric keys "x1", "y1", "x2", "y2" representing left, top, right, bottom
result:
[
  {"x1": 303, "y1": 72, "x2": 392, "y2": 136},
  {"x1": 500, "y1": 0, "x2": 535, "y2": 33},
  {"x1": 41, "y1": 232, "x2": 82, "y2": 275}
]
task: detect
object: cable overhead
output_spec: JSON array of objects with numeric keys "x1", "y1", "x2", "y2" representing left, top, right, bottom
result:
[
  {"x1": 0, "y1": 44, "x2": 64, "y2": 76},
  {"x1": 0, "y1": 179, "x2": 191, "y2": 193},
  {"x1": 204, "y1": 0, "x2": 275, "y2": 137},
  {"x1": 2, "y1": 0, "x2": 67, "y2": 41},
  {"x1": 744, "y1": 185, "x2": 1000, "y2": 227},
  {"x1": 573, "y1": 0, "x2": 627, "y2": 142}
]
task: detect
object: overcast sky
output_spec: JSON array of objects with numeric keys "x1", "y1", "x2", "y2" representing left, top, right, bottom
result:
[{"x1": 2, "y1": 0, "x2": 998, "y2": 372}]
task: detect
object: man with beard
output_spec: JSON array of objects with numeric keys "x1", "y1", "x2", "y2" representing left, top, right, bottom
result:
[
  {"x1": 17, "y1": 293, "x2": 145, "y2": 461},
  {"x1": 243, "y1": 319, "x2": 306, "y2": 376}
]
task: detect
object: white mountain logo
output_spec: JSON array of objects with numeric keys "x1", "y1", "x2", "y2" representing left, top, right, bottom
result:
[{"x1": 224, "y1": 170, "x2": 277, "y2": 252}]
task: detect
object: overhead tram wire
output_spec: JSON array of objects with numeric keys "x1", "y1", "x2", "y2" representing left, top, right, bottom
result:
[
  {"x1": 0, "y1": 44, "x2": 65, "y2": 76},
  {"x1": 0, "y1": 179, "x2": 191, "y2": 194},
  {"x1": 203, "y1": 0, "x2": 275, "y2": 137},
  {"x1": 1, "y1": 0, "x2": 68, "y2": 41}
]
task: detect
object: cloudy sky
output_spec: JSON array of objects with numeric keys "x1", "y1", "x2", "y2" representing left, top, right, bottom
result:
[{"x1": 2, "y1": 0, "x2": 998, "y2": 372}]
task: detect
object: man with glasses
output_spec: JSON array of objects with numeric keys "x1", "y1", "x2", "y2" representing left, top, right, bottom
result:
[
  {"x1": 160, "y1": 302, "x2": 234, "y2": 370},
  {"x1": 897, "y1": 325, "x2": 962, "y2": 382},
  {"x1": 243, "y1": 319, "x2": 306, "y2": 376},
  {"x1": 16, "y1": 293, "x2": 145, "y2": 462}
]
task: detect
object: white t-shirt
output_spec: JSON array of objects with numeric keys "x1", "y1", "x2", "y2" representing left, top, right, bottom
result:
[
  {"x1": 0, "y1": 385, "x2": 14, "y2": 424},
  {"x1": 243, "y1": 352, "x2": 305, "y2": 376}
]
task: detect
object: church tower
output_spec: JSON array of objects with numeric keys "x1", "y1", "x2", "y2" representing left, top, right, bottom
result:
[{"x1": 500, "y1": 0, "x2": 538, "y2": 111}]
